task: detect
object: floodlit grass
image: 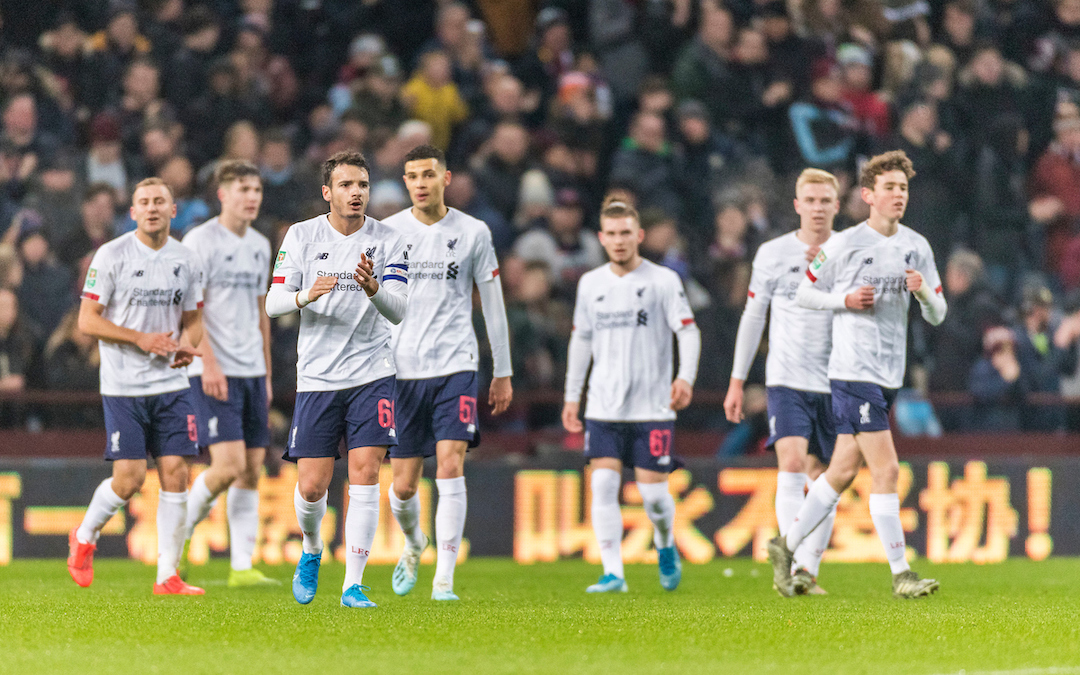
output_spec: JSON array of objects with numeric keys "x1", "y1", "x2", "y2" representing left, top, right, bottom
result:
[{"x1": 3, "y1": 558, "x2": 1080, "y2": 674}]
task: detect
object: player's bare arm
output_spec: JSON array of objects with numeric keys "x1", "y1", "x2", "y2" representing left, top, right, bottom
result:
[
  {"x1": 78, "y1": 297, "x2": 178, "y2": 355},
  {"x1": 171, "y1": 308, "x2": 203, "y2": 369},
  {"x1": 197, "y1": 332, "x2": 228, "y2": 401},
  {"x1": 724, "y1": 378, "x2": 744, "y2": 422},
  {"x1": 354, "y1": 253, "x2": 379, "y2": 297},
  {"x1": 670, "y1": 378, "x2": 693, "y2": 411},
  {"x1": 561, "y1": 401, "x2": 583, "y2": 433},
  {"x1": 488, "y1": 376, "x2": 513, "y2": 415}
]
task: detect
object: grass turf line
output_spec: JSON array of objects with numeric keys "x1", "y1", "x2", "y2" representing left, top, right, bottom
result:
[{"x1": 2, "y1": 558, "x2": 1079, "y2": 675}]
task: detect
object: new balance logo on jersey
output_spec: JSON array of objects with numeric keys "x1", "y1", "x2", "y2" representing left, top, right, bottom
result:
[
  {"x1": 637, "y1": 310, "x2": 648, "y2": 326},
  {"x1": 596, "y1": 295, "x2": 605, "y2": 302},
  {"x1": 224, "y1": 255, "x2": 233, "y2": 262},
  {"x1": 133, "y1": 270, "x2": 144, "y2": 277},
  {"x1": 365, "y1": 247, "x2": 376, "y2": 258},
  {"x1": 446, "y1": 238, "x2": 458, "y2": 257},
  {"x1": 859, "y1": 402, "x2": 871, "y2": 425},
  {"x1": 636, "y1": 287, "x2": 645, "y2": 297},
  {"x1": 208, "y1": 416, "x2": 218, "y2": 438},
  {"x1": 447, "y1": 262, "x2": 459, "y2": 280},
  {"x1": 173, "y1": 264, "x2": 181, "y2": 277},
  {"x1": 315, "y1": 252, "x2": 329, "y2": 260},
  {"x1": 110, "y1": 431, "x2": 120, "y2": 454},
  {"x1": 863, "y1": 258, "x2": 874, "y2": 265},
  {"x1": 789, "y1": 266, "x2": 801, "y2": 273}
]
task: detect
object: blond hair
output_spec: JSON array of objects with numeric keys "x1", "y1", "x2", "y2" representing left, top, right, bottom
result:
[
  {"x1": 795, "y1": 168, "x2": 839, "y2": 194},
  {"x1": 131, "y1": 177, "x2": 175, "y2": 200},
  {"x1": 599, "y1": 201, "x2": 640, "y2": 224}
]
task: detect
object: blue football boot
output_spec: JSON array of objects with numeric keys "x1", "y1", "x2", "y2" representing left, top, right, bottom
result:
[
  {"x1": 341, "y1": 584, "x2": 377, "y2": 608},
  {"x1": 586, "y1": 573, "x2": 628, "y2": 593},
  {"x1": 657, "y1": 546, "x2": 682, "y2": 591},
  {"x1": 292, "y1": 551, "x2": 321, "y2": 605}
]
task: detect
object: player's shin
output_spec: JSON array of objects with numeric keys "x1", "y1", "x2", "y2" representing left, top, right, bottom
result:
[
  {"x1": 785, "y1": 475, "x2": 840, "y2": 552},
  {"x1": 78, "y1": 478, "x2": 128, "y2": 544},
  {"x1": 434, "y1": 477, "x2": 467, "y2": 587},
  {"x1": 293, "y1": 484, "x2": 327, "y2": 555},
  {"x1": 590, "y1": 468, "x2": 625, "y2": 579},
  {"x1": 343, "y1": 484, "x2": 380, "y2": 591},
  {"x1": 184, "y1": 472, "x2": 216, "y2": 539},
  {"x1": 794, "y1": 500, "x2": 836, "y2": 577},
  {"x1": 390, "y1": 488, "x2": 425, "y2": 551},
  {"x1": 775, "y1": 472, "x2": 808, "y2": 537},
  {"x1": 157, "y1": 490, "x2": 189, "y2": 583},
  {"x1": 637, "y1": 481, "x2": 675, "y2": 549},
  {"x1": 869, "y1": 493, "x2": 909, "y2": 574},
  {"x1": 227, "y1": 486, "x2": 259, "y2": 570}
]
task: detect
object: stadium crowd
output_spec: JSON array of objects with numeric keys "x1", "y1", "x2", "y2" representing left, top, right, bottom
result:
[{"x1": 1, "y1": 0, "x2": 1080, "y2": 435}]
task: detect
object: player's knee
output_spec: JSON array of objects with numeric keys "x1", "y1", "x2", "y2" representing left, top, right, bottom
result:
[
  {"x1": 393, "y1": 483, "x2": 418, "y2": 501},
  {"x1": 777, "y1": 454, "x2": 804, "y2": 473},
  {"x1": 436, "y1": 456, "x2": 464, "y2": 480},
  {"x1": 236, "y1": 463, "x2": 260, "y2": 489},
  {"x1": 297, "y1": 480, "x2": 326, "y2": 503},
  {"x1": 875, "y1": 461, "x2": 900, "y2": 491}
]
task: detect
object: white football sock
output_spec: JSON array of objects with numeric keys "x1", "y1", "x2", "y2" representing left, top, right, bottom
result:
[
  {"x1": 869, "y1": 493, "x2": 909, "y2": 574},
  {"x1": 794, "y1": 500, "x2": 836, "y2": 577},
  {"x1": 434, "y1": 477, "x2": 467, "y2": 587},
  {"x1": 77, "y1": 478, "x2": 127, "y2": 544},
  {"x1": 184, "y1": 472, "x2": 216, "y2": 540},
  {"x1": 293, "y1": 484, "x2": 327, "y2": 555},
  {"x1": 775, "y1": 472, "x2": 808, "y2": 537},
  {"x1": 637, "y1": 480, "x2": 676, "y2": 549},
  {"x1": 227, "y1": 486, "x2": 259, "y2": 571},
  {"x1": 156, "y1": 490, "x2": 188, "y2": 584},
  {"x1": 590, "y1": 468, "x2": 624, "y2": 579},
  {"x1": 343, "y1": 484, "x2": 380, "y2": 591},
  {"x1": 786, "y1": 475, "x2": 840, "y2": 552},
  {"x1": 389, "y1": 489, "x2": 425, "y2": 551}
]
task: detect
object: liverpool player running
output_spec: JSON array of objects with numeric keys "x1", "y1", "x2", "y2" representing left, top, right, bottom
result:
[
  {"x1": 179, "y1": 160, "x2": 277, "y2": 587},
  {"x1": 266, "y1": 151, "x2": 409, "y2": 609},
  {"x1": 768, "y1": 150, "x2": 946, "y2": 599},
  {"x1": 68, "y1": 178, "x2": 205, "y2": 595},
  {"x1": 563, "y1": 201, "x2": 700, "y2": 593},
  {"x1": 725, "y1": 168, "x2": 841, "y2": 596},
  {"x1": 383, "y1": 145, "x2": 513, "y2": 601}
]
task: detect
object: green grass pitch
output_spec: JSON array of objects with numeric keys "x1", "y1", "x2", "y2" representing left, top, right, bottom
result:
[{"x1": 3, "y1": 558, "x2": 1080, "y2": 674}]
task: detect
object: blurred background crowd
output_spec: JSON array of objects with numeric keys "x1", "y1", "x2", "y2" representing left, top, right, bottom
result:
[{"x1": 1, "y1": 0, "x2": 1080, "y2": 442}]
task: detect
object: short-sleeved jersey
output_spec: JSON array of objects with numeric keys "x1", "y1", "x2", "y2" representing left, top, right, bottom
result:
[
  {"x1": 80, "y1": 232, "x2": 203, "y2": 397},
  {"x1": 570, "y1": 260, "x2": 696, "y2": 422},
  {"x1": 747, "y1": 231, "x2": 832, "y2": 394},
  {"x1": 382, "y1": 207, "x2": 500, "y2": 380},
  {"x1": 182, "y1": 218, "x2": 271, "y2": 378},
  {"x1": 272, "y1": 214, "x2": 409, "y2": 392},
  {"x1": 805, "y1": 221, "x2": 943, "y2": 389}
]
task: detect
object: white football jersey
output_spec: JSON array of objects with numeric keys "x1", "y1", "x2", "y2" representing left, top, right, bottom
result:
[
  {"x1": 570, "y1": 260, "x2": 696, "y2": 422},
  {"x1": 272, "y1": 214, "x2": 408, "y2": 392},
  {"x1": 805, "y1": 221, "x2": 943, "y2": 389},
  {"x1": 382, "y1": 207, "x2": 500, "y2": 379},
  {"x1": 80, "y1": 232, "x2": 203, "y2": 396},
  {"x1": 182, "y1": 218, "x2": 271, "y2": 378},
  {"x1": 747, "y1": 231, "x2": 832, "y2": 393}
]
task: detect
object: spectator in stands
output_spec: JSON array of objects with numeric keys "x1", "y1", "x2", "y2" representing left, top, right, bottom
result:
[
  {"x1": 671, "y1": 0, "x2": 738, "y2": 131},
  {"x1": 837, "y1": 43, "x2": 890, "y2": 140},
  {"x1": 347, "y1": 55, "x2": 407, "y2": 134},
  {"x1": 787, "y1": 59, "x2": 860, "y2": 177},
  {"x1": 891, "y1": 98, "x2": 965, "y2": 260},
  {"x1": 84, "y1": 4, "x2": 153, "y2": 109},
  {"x1": 474, "y1": 120, "x2": 532, "y2": 224},
  {"x1": 729, "y1": 25, "x2": 794, "y2": 158},
  {"x1": 0, "y1": 288, "x2": 31, "y2": 398},
  {"x1": 1, "y1": 94, "x2": 58, "y2": 202},
  {"x1": 81, "y1": 113, "x2": 128, "y2": 197},
  {"x1": 935, "y1": 0, "x2": 980, "y2": 67},
  {"x1": 1031, "y1": 110, "x2": 1080, "y2": 287},
  {"x1": 116, "y1": 59, "x2": 175, "y2": 161},
  {"x1": 0, "y1": 244, "x2": 22, "y2": 290},
  {"x1": 930, "y1": 249, "x2": 1004, "y2": 392},
  {"x1": 758, "y1": 1, "x2": 819, "y2": 100},
  {"x1": 38, "y1": 13, "x2": 102, "y2": 114},
  {"x1": 609, "y1": 111, "x2": 682, "y2": 221},
  {"x1": 969, "y1": 326, "x2": 1025, "y2": 431},
  {"x1": 513, "y1": 187, "x2": 604, "y2": 298},
  {"x1": 444, "y1": 167, "x2": 513, "y2": 254},
  {"x1": 158, "y1": 156, "x2": 209, "y2": 238},
  {"x1": 43, "y1": 307, "x2": 99, "y2": 392},
  {"x1": 182, "y1": 58, "x2": 260, "y2": 167},
  {"x1": 258, "y1": 130, "x2": 307, "y2": 225},
  {"x1": 162, "y1": 6, "x2": 222, "y2": 113},
  {"x1": 15, "y1": 219, "x2": 72, "y2": 342},
  {"x1": 400, "y1": 49, "x2": 470, "y2": 151},
  {"x1": 25, "y1": 152, "x2": 82, "y2": 245},
  {"x1": 953, "y1": 43, "x2": 1028, "y2": 150},
  {"x1": 515, "y1": 7, "x2": 575, "y2": 121},
  {"x1": 57, "y1": 183, "x2": 116, "y2": 274},
  {"x1": 795, "y1": 0, "x2": 889, "y2": 54},
  {"x1": 640, "y1": 207, "x2": 692, "y2": 282},
  {"x1": 1013, "y1": 285, "x2": 1078, "y2": 431},
  {"x1": 503, "y1": 258, "x2": 571, "y2": 391}
]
